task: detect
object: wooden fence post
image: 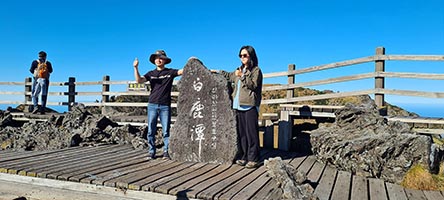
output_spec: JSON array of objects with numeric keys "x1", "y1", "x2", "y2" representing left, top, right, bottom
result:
[
  {"x1": 375, "y1": 47, "x2": 386, "y2": 115},
  {"x1": 275, "y1": 64, "x2": 296, "y2": 151},
  {"x1": 101, "y1": 75, "x2": 110, "y2": 115},
  {"x1": 25, "y1": 77, "x2": 32, "y2": 112},
  {"x1": 287, "y1": 64, "x2": 295, "y2": 99},
  {"x1": 68, "y1": 77, "x2": 76, "y2": 111},
  {"x1": 278, "y1": 109, "x2": 292, "y2": 151}
]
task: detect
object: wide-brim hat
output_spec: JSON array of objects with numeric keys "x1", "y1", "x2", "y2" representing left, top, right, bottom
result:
[{"x1": 149, "y1": 50, "x2": 171, "y2": 64}]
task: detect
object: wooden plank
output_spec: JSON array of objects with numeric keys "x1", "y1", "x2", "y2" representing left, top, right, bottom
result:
[
  {"x1": 112, "y1": 160, "x2": 180, "y2": 188},
  {"x1": 183, "y1": 164, "x2": 244, "y2": 199},
  {"x1": 289, "y1": 110, "x2": 336, "y2": 118},
  {"x1": 386, "y1": 116, "x2": 444, "y2": 125},
  {"x1": 69, "y1": 151, "x2": 147, "y2": 182},
  {"x1": 0, "y1": 145, "x2": 85, "y2": 163},
  {"x1": 296, "y1": 156, "x2": 317, "y2": 175},
  {"x1": 263, "y1": 56, "x2": 375, "y2": 79},
  {"x1": 404, "y1": 188, "x2": 427, "y2": 200},
  {"x1": 248, "y1": 179, "x2": 281, "y2": 200},
  {"x1": 379, "y1": 72, "x2": 444, "y2": 80},
  {"x1": 413, "y1": 129, "x2": 444, "y2": 135},
  {"x1": 314, "y1": 165, "x2": 337, "y2": 200},
  {"x1": 87, "y1": 159, "x2": 167, "y2": 185},
  {"x1": 28, "y1": 150, "x2": 142, "y2": 178},
  {"x1": 1, "y1": 145, "x2": 108, "y2": 166},
  {"x1": 56, "y1": 149, "x2": 145, "y2": 181},
  {"x1": 0, "y1": 91, "x2": 25, "y2": 95},
  {"x1": 34, "y1": 145, "x2": 131, "y2": 178},
  {"x1": 142, "y1": 162, "x2": 208, "y2": 192},
  {"x1": 423, "y1": 190, "x2": 444, "y2": 200},
  {"x1": 289, "y1": 155, "x2": 308, "y2": 169},
  {"x1": 262, "y1": 89, "x2": 375, "y2": 105},
  {"x1": 154, "y1": 163, "x2": 220, "y2": 194},
  {"x1": 306, "y1": 161, "x2": 326, "y2": 184},
  {"x1": 263, "y1": 72, "x2": 376, "y2": 91},
  {"x1": 215, "y1": 167, "x2": 266, "y2": 200},
  {"x1": 331, "y1": 171, "x2": 352, "y2": 200},
  {"x1": 368, "y1": 178, "x2": 387, "y2": 200},
  {"x1": 0, "y1": 149, "x2": 48, "y2": 158},
  {"x1": 378, "y1": 89, "x2": 444, "y2": 99},
  {"x1": 20, "y1": 145, "x2": 131, "y2": 177},
  {"x1": 385, "y1": 182, "x2": 407, "y2": 200},
  {"x1": 280, "y1": 104, "x2": 344, "y2": 110},
  {"x1": 168, "y1": 164, "x2": 234, "y2": 197},
  {"x1": 0, "y1": 81, "x2": 26, "y2": 85},
  {"x1": 2, "y1": 145, "x2": 116, "y2": 174},
  {"x1": 230, "y1": 172, "x2": 272, "y2": 200},
  {"x1": 168, "y1": 164, "x2": 231, "y2": 196},
  {"x1": 196, "y1": 166, "x2": 255, "y2": 199},
  {"x1": 380, "y1": 55, "x2": 444, "y2": 61},
  {"x1": 350, "y1": 175, "x2": 368, "y2": 200},
  {"x1": 128, "y1": 161, "x2": 196, "y2": 190},
  {"x1": 215, "y1": 150, "x2": 292, "y2": 200}
]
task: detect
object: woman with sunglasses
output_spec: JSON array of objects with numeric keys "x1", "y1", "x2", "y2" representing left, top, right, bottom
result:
[{"x1": 213, "y1": 45, "x2": 263, "y2": 168}]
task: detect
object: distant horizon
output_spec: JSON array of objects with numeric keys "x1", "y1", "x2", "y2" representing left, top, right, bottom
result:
[{"x1": 1, "y1": 101, "x2": 443, "y2": 118}]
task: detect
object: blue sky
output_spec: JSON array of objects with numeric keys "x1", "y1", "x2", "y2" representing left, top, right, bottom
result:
[{"x1": 1, "y1": 0, "x2": 443, "y2": 116}]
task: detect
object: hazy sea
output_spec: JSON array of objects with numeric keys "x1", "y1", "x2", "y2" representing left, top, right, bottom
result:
[{"x1": 395, "y1": 103, "x2": 444, "y2": 118}]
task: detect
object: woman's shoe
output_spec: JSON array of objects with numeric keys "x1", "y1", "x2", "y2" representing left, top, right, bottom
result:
[
  {"x1": 245, "y1": 161, "x2": 258, "y2": 168},
  {"x1": 236, "y1": 160, "x2": 247, "y2": 166}
]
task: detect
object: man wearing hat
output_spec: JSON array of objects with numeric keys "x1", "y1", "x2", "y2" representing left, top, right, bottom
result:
[
  {"x1": 133, "y1": 50, "x2": 183, "y2": 160},
  {"x1": 29, "y1": 51, "x2": 53, "y2": 114}
]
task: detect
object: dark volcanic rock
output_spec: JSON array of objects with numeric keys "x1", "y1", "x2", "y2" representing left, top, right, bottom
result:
[
  {"x1": 170, "y1": 58, "x2": 237, "y2": 164},
  {"x1": 310, "y1": 102, "x2": 433, "y2": 184},
  {"x1": 264, "y1": 157, "x2": 318, "y2": 200},
  {"x1": 0, "y1": 104, "x2": 149, "y2": 151}
]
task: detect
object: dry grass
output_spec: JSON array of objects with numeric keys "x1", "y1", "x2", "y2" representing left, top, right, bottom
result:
[{"x1": 401, "y1": 164, "x2": 444, "y2": 190}]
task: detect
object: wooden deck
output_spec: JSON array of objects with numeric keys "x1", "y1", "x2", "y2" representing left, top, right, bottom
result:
[{"x1": 1, "y1": 145, "x2": 442, "y2": 200}]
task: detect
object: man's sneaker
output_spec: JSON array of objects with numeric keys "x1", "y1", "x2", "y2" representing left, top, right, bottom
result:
[
  {"x1": 32, "y1": 107, "x2": 39, "y2": 114},
  {"x1": 163, "y1": 152, "x2": 171, "y2": 160},
  {"x1": 236, "y1": 160, "x2": 247, "y2": 166},
  {"x1": 147, "y1": 152, "x2": 155, "y2": 160}
]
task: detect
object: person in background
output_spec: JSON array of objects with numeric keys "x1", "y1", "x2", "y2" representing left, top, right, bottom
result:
[
  {"x1": 133, "y1": 50, "x2": 183, "y2": 160},
  {"x1": 29, "y1": 51, "x2": 53, "y2": 114},
  {"x1": 212, "y1": 45, "x2": 263, "y2": 168}
]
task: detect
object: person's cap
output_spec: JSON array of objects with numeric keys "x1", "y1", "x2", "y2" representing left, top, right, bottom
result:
[{"x1": 149, "y1": 50, "x2": 171, "y2": 64}]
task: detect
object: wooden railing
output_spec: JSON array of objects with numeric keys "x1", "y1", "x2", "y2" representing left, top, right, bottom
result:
[{"x1": 1, "y1": 47, "x2": 443, "y2": 114}]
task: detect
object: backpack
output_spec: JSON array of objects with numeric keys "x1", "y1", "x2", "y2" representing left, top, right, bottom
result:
[{"x1": 35, "y1": 60, "x2": 49, "y2": 79}]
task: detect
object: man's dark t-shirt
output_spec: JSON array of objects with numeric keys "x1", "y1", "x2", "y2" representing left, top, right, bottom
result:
[{"x1": 143, "y1": 68, "x2": 179, "y2": 106}]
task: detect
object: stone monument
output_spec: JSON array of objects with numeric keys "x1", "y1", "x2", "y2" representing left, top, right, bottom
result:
[{"x1": 170, "y1": 58, "x2": 238, "y2": 164}]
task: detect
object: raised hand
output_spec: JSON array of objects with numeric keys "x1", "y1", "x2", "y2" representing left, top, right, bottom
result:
[{"x1": 133, "y1": 58, "x2": 139, "y2": 68}]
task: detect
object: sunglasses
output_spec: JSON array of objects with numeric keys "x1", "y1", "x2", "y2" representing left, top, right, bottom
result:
[{"x1": 239, "y1": 54, "x2": 249, "y2": 58}]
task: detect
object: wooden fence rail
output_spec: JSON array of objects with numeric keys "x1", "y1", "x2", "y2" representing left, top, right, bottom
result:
[{"x1": 1, "y1": 46, "x2": 443, "y2": 114}]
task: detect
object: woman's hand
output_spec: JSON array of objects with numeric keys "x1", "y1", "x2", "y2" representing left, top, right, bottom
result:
[{"x1": 235, "y1": 69, "x2": 243, "y2": 77}]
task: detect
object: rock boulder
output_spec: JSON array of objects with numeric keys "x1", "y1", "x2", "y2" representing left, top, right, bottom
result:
[{"x1": 170, "y1": 58, "x2": 238, "y2": 164}]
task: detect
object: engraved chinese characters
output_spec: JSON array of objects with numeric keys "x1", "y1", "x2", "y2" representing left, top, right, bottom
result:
[{"x1": 170, "y1": 59, "x2": 237, "y2": 164}]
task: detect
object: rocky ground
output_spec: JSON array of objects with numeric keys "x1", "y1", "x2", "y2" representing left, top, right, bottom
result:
[
  {"x1": 309, "y1": 100, "x2": 444, "y2": 184},
  {"x1": 0, "y1": 104, "x2": 160, "y2": 152}
]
